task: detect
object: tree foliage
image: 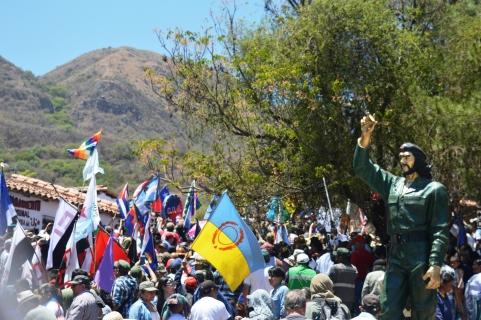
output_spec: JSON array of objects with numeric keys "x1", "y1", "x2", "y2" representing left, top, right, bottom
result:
[{"x1": 149, "y1": 0, "x2": 481, "y2": 216}]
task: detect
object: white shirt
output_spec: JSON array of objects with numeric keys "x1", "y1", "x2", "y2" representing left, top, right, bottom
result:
[
  {"x1": 351, "y1": 311, "x2": 378, "y2": 320},
  {"x1": 465, "y1": 273, "x2": 481, "y2": 297},
  {"x1": 243, "y1": 267, "x2": 273, "y2": 293},
  {"x1": 316, "y1": 252, "x2": 334, "y2": 274},
  {"x1": 190, "y1": 296, "x2": 230, "y2": 320}
]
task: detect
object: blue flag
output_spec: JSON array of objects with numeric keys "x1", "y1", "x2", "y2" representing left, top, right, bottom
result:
[
  {"x1": 141, "y1": 215, "x2": 158, "y2": 270},
  {"x1": 203, "y1": 195, "x2": 219, "y2": 220},
  {"x1": 183, "y1": 181, "x2": 201, "y2": 231},
  {"x1": 0, "y1": 173, "x2": 17, "y2": 236}
]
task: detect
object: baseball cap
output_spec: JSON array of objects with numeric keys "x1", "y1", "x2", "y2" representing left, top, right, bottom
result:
[
  {"x1": 184, "y1": 276, "x2": 198, "y2": 290},
  {"x1": 17, "y1": 290, "x2": 38, "y2": 305},
  {"x1": 166, "y1": 258, "x2": 182, "y2": 271},
  {"x1": 296, "y1": 253, "x2": 309, "y2": 264},
  {"x1": 139, "y1": 281, "x2": 158, "y2": 292},
  {"x1": 333, "y1": 247, "x2": 350, "y2": 256},
  {"x1": 69, "y1": 275, "x2": 91, "y2": 286},
  {"x1": 114, "y1": 260, "x2": 130, "y2": 273}
]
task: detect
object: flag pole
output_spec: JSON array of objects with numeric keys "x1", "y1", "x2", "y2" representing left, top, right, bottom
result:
[{"x1": 322, "y1": 177, "x2": 334, "y2": 231}]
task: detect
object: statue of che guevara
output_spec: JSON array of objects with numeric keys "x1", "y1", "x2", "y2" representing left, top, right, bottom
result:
[{"x1": 353, "y1": 114, "x2": 449, "y2": 319}]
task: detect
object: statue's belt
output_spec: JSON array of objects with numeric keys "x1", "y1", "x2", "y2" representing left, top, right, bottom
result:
[{"x1": 390, "y1": 231, "x2": 428, "y2": 245}]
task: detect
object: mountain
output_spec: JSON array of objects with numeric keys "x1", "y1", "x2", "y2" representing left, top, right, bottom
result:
[
  {"x1": 41, "y1": 47, "x2": 187, "y2": 146},
  {"x1": 0, "y1": 47, "x2": 195, "y2": 190}
]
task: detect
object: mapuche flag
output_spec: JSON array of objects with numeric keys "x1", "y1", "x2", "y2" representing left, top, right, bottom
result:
[{"x1": 191, "y1": 191, "x2": 264, "y2": 291}]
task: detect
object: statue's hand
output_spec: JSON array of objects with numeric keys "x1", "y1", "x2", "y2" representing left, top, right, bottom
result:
[
  {"x1": 422, "y1": 265, "x2": 441, "y2": 289},
  {"x1": 359, "y1": 114, "x2": 377, "y2": 148},
  {"x1": 361, "y1": 114, "x2": 377, "y2": 134}
]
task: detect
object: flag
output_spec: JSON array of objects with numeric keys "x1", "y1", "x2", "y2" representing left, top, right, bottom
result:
[
  {"x1": 163, "y1": 194, "x2": 183, "y2": 222},
  {"x1": 47, "y1": 200, "x2": 78, "y2": 269},
  {"x1": 32, "y1": 243, "x2": 46, "y2": 284},
  {"x1": 116, "y1": 183, "x2": 129, "y2": 219},
  {"x1": 63, "y1": 229, "x2": 79, "y2": 283},
  {"x1": 152, "y1": 185, "x2": 169, "y2": 214},
  {"x1": 191, "y1": 191, "x2": 264, "y2": 291},
  {"x1": 1, "y1": 224, "x2": 34, "y2": 285},
  {"x1": 93, "y1": 228, "x2": 130, "y2": 272},
  {"x1": 67, "y1": 131, "x2": 104, "y2": 181},
  {"x1": 94, "y1": 232, "x2": 115, "y2": 293},
  {"x1": 75, "y1": 176, "x2": 100, "y2": 241},
  {"x1": 275, "y1": 224, "x2": 290, "y2": 245},
  {"x1": 0, "y1": 172, "x2": 17, "y2": 236},
  {"x1": 133, "y1": 176, "x2": 159, "y2": 215},
  {"x1": 79, "y1": 235, "x2": 93, "y2": 273},
  {"x1": 203, "y1": 195, "x2": 220, "y2": 220},
  {"x1": 124, "y1": 203, "x2": 148, "y2": 238},
  {"x1": 266, "y1": 196, "x2": 289, "y2": 224},
  {"x1": 141, "y1": 215, "x2": 158, "y2": 270},
  {"x1": 67, "y1": 130, "x2": 102, "y2": 160},
  {"x1": 182, "y1": 181, "x2": 201, "y2": 231},
  {"x1": 82, "y1": 148, "x2": 104, "y2": 181}
]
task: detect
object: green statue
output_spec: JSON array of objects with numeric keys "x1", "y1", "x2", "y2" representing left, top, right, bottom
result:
[{"x1": 353, "y1": 114, "x2": 449, "y2": 319}]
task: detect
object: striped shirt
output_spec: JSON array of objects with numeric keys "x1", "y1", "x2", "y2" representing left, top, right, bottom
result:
[{"x1": 328, "y1": 263, "x2": 357, "y2": 311}]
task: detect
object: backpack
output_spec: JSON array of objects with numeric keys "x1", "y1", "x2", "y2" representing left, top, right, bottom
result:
[{"x1": 311, "y1": 298, "x2": 349, "y2": 320}]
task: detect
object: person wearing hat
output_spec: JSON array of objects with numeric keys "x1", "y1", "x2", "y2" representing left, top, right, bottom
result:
[
  {"x1": 351, "y1": 294, "x2": 381, "y2": 320},
  {"x1": 128, "y1": 281, "x2": 160, "y2": 320},
  {"x1": 183, "y1": 276, "x2": 198, "y2": 306},
  {"x1": 111, "y1": 259, "x2": 137, "y2": 318},
  {"x1": 286, "y1": 252, "x2": 316, "y2": 290},
  {"x1": 160, "y1": 293, "x2": 190, "y2": 320},
  {"x1": 354, "y1": 115, "x2": 449, "y2": 319},
  {"x1": 190, "y1": 280, "x2": 230, "y2": 320},
  {"x1": 156, "y1": 276, "x2": 177, "y2": 315},
  {"x1": 65, "y1": 275, "x2": 101, "y2": 320},
  {"x1": 18, "y1": 289, "x2": 57, "y2": 320},
  {"x1": 328, "y1": 247, "x2": 357, "y2": 313}
]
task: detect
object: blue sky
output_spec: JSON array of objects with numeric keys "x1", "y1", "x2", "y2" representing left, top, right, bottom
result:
[{"x1": 0, "y1": 0, "x2": 264, "y2": 75}]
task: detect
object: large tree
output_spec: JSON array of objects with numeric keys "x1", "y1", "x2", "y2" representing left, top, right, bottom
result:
[{"x1": 148, "y1": 0, "x2": 481, "y2": 222}]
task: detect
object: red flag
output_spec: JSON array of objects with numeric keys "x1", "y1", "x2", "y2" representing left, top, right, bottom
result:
[{"x1": 93, "y1": 228, "x2": 130, "y2": 272}]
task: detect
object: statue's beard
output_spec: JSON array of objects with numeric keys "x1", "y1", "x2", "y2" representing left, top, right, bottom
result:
[{"x1": 401, "y1": 164, "x2": 416, "y2": 176}]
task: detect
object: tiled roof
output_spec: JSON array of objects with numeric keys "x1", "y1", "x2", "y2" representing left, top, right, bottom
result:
[{"x1": 6, "y1": 174, "x2": 118, "y2": 216}]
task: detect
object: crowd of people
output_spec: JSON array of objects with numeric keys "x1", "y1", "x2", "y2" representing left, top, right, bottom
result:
[{"x1": 0, "y1": 210, "x2": 480, "y2": 320}]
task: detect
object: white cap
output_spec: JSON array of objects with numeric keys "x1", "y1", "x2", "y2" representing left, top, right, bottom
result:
[{"x1": 296, "y1": 253, "x2": 309, "y2": 264}]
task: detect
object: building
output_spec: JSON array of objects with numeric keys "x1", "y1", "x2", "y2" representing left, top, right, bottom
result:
[{"x1": 6, "y1": 174, "x2": 119, "y2": 231}]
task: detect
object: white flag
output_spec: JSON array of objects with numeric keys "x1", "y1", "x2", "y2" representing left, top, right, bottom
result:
[
  {"x1": 75, "y1": 176, "x2": 100, "y2": 242},
  {"x1": 83, "y1": 148, "x2": 104, "y2": 181},
  {"x1": 47, "y1": 200, "x2": 78, "y2": 269},
  {"x1": 1, "y1": 223, "x2": 25, "y2": 286},
  {"x1": 31, "y1": 243, "x2": 46, "y2": 283},
  {"x1": 63, "y1": 229, "x2": 79, "y2": 283}
]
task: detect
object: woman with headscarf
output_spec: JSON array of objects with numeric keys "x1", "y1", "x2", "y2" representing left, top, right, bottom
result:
[
  {"x1": 240, "y1": 289, "x2": 275, "y2": 320},
  {"x1": 305, "y1": 274, "x2": 350, "y2": 320}
]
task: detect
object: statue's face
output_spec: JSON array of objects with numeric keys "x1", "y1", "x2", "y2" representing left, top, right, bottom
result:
[{"x1": 399, "y1": 151, "x2": 415, "y2": 174}]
